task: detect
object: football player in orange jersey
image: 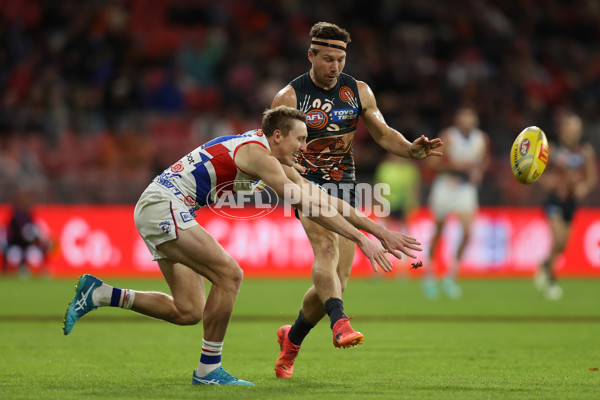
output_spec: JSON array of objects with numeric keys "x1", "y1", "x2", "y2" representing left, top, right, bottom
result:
[{"x1": 272, "y1": 22, "x2": 442, "y2": 379}]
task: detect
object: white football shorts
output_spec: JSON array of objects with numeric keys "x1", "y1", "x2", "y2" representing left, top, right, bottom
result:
[
  {"x1": 134, "y1": 182, "x2": 198, "y2": 260},
  {"x1": 428, "y1": 175, "x2": 478, "y2": 221}
]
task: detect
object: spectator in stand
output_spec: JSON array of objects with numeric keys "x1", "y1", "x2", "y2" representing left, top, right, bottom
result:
[
  {"x1": 2, "y1": 186, "x2": 50, "y2": 276},
  {"x1": 0, "y1": 0, "x2": 599, "y2": 204}
]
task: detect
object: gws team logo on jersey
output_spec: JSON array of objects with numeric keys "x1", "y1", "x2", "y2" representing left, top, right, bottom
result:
[
  {"x1": 339, "y1": 86, "x2": 354, "y2": 103},
  {"x1": 331, "y1": 108, "x2": 358, "y2": 122},
  {"x1": 207, "y1": 180, "x2": 279, "y2": 220},
  {"x1": 306, "y1": 110, "x2": 329, "y2": 130},
  {"x1": 159, "y1": 221, "x2": 171, "y2": 234}
]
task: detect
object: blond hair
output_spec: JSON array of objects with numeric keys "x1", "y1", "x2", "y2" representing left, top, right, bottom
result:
[{"x1": 262, "y1": 106, "x2": 307, "y2": 137}]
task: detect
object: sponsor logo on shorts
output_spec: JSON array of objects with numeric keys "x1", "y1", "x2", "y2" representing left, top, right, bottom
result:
[
  {"x1": 159, "y1": 221, "x2": 171, "y2": 234},
  {"x1": 331, "y1": 108, "x2": 358, "y2": 122},
  {"x1": 180, "y1": 211, "x2": 194, "y2": 223}
]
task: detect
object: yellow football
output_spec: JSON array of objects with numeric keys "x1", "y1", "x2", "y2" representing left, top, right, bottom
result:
[{"x1": 510, "y1": 126, "x2": 549, "y2": 184}]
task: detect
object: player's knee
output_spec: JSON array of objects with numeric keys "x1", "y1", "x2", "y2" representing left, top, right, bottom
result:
[
  {"x1": 219, "y1": 258, "x2": 244, "y2": 293},
  {"x1": 171, "y1": 302, "x2": 204, "y2": 325},
  {"x1": 230, "y1": 265, "x2": 244, "y2": 290},
  {"x1": 177, "y1": 309, "x2": 204, "y2": 326},
  {"x1": 312, "y1": 268, "x2": 330, "y2": 281}
]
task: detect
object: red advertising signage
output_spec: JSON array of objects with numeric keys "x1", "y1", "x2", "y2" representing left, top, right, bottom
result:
[{"x1": 1, "y1": 205, "x2": 599, "y2": 278}]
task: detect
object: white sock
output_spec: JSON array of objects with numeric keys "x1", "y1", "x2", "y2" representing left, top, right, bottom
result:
[
  {"x1": 120, "y1": 289, "x2": 135, "y2": 309},
  {"x1": 92, "y1": 283, "x2": 135, "y2": 309},
  {"x1": 195, "y1": 339, "x2": 223, "y2": 377},
  {"x1": 92, "y1": 283, "x2": 113, "y2": 307}
]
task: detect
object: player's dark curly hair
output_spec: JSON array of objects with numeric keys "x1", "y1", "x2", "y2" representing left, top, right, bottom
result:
[
  {"x1": 310, "y1": 22, "x2": 351, "y2": 43},
  {"x1": 262, "y1": 106, "x2": 306, "y2": 137}
]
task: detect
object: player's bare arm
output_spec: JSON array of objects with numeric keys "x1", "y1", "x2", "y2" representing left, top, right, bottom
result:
[
  {"x1": 281, "y1": 165, "x2": 422, "y2": 262},
  {"x1": 234, "y1": 144, "x2": 341, "y2": 226},
  {"x1": 235, "y1": 143, "x2": 393, "y2": 272},
  {"x1": 357, "y1": 80, "x2": 443, "y2": 160},
  {"x1": 271, "y1": 85, "x2": 298, "y2": 108},
  {"x1": 325, "y1": 193, "x2": 423, "y2": 260}
]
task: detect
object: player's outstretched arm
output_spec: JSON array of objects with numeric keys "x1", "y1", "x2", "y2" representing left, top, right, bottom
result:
[
  {"x1": 326, "y1": 191, "x2": 422, "y2": 260},
  {"x1": 235, "y1": 144, "x2": 392, "y2": 272},
  {"x1": 357, "y1": 81, "x2": 443, "y2": 160},
  {"x1": 289, "y1": 172, "x2": 422, "y2": 260},
  {"x1": 282, "y1": 166, "x2": 422, "y2": 263}
]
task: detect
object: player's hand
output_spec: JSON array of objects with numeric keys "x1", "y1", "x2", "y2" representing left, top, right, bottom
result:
[
  {"x1": 356, "y1": 236, "x2": 393, "y2": 273},
  {"x1": 377, "y1": 229, "x2": 422, "y2": 260},
  {"x1": 409, "y1": 135, "x2": 443, "y2": 160},
  {"x1": 293, "y1": 162, "x2": 306, "y2": 174},
  {"x1": 291, "y1": 154, "x2": 306, "y2": 173}
]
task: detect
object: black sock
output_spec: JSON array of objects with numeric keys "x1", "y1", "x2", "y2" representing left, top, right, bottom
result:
[
  {"x1": 324, "y1": 297, "x2": 347, "y2": 329},
  {"x1": 288, "y1": 310, "x2": 316, "y2": 346},
  {"x1": 542, "y1": 261, "x2": 556, "y2": 284},
  {"x1": 541, "y1": 260, "x2": 550, "y2": 273}
]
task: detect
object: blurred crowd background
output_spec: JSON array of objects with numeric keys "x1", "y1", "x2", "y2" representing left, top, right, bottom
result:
[{"x1": 0, "y1": 0, "x2": 599, "y2": 206}]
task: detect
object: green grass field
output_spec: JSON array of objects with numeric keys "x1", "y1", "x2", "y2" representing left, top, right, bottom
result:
[{"x1": 0, "y1": 277, "x2": 599, "y2": 399}]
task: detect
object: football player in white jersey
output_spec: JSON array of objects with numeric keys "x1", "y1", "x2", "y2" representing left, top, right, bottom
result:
[
  {"x1": 424, "y1": 107, "x2": 490, "y2": 299},
  {"x1": 62, "y1": 105, "x2": 423, "y2": 386}
]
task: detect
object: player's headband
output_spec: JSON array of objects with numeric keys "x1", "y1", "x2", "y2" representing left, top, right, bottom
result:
[{"x1": 310, "y1": 40, "x2": 347, "y2": 51}]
